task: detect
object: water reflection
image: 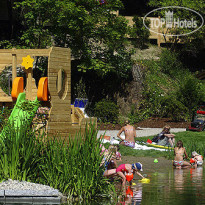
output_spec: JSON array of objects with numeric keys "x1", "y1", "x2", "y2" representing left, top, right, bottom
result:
[
  {"x1": 116, "y1": 166, "x2": 205, "y2": 205},
  {"x1": 190, "y1": 166, "x2": 203, "y2": 185},
  {"x1": 174, "y1": 168, "x2": 184, "y2": 192},
  {"x1": 62, "y1": 167, "x2": 205, "y2": 205},
  {"x1": 117, "y1": 184, "x2": 142, "y2": 205}
]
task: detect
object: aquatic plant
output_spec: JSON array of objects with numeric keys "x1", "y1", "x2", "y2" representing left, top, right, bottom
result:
[
  {"x1": 0, "y1": 120, "x2": 115, "y2": 201},
  {"x1": 0, "y1": 122, "x2": 43, "y2": 181},
  {"x1": 39, "y1": 123, "x2": 115, "y2": 200}
]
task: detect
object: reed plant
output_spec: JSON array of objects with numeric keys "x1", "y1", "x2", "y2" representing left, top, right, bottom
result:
[
  {"x1": 0, "y1": 122, "x2": 44, "y2": 181},
  {"x1": 0, "y1": 118, "x2": 115, "y2": 201},
  {"x1": 39, "y1": 124, "x2": 116, "y2": 200}
]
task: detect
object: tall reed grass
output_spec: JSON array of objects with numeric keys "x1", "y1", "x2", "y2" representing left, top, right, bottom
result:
[
  {"x1": 39, "y1": 124, "x2": 116, "y2": 200},
  {"x1": 0, "y1": 119, "x2": 115, "y2": 201},
  {"x1": 0, "y1": 122, "x2": 44, "y2": 181}
]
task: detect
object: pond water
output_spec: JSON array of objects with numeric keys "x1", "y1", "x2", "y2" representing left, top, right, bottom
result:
[
  {"x1": 117, "y1": 166, "x2": 205, "y2": 205},
  {"x1": 2, "y1": 167, "x2": 204, "y2": 205}
]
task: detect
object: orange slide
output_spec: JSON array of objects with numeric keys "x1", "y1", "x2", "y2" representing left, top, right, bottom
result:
[
  {"x1": 37, "y1": 77, "x2": 48, "y2": 101},
  {"x1": 11, "y1": 77, "x2": 24, "y2": 101}
]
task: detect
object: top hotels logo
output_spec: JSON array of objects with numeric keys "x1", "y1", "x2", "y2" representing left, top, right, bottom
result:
[{"x1": 143, "y1": 6, "x2": 204, "y2": 37}]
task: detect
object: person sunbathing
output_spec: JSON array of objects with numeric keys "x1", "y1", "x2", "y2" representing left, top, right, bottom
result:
[{"x1": 117, "y1": 120, "x2": 137, "y2": 148}]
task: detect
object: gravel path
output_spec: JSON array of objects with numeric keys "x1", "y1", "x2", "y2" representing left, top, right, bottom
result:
[{"x1": 97, "y1": 128, "x2": 186, "y2": 139}]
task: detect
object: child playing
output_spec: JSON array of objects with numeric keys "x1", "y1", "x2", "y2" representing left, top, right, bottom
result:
[
  {"x1": 116, "y1": 163, "x2": 144, "y2": 187},
  {"x1": 115, "y1": 145, "x2": 122, "y2": 161},
  {"x1": 102, "y1": 145, "x2": 122, "y2": 169},
  {"x1": 192, "y1": 151, "x2": 203, "y2": 166},
  {"x1": 107, "y1": 145, "x2": 118, "y2": 169},
  {"x1": 103, "y1": 162, "x2": 144, "y2": 190},
  {"x1": 100, "y1": 144, "x2": 117, "y2": 171},
  {"x1": 173, "y1": 140, "x2": 191, "y2": 169}
]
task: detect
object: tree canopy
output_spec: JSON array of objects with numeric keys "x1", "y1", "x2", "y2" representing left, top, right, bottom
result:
[{"x1": 1, "y1": 0, "x2": 134, "y2": 77}]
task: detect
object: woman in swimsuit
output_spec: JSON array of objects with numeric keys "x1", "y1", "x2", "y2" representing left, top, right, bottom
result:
[{"x1": 173, "y1": 140, "x2": 191, "y2": 169}]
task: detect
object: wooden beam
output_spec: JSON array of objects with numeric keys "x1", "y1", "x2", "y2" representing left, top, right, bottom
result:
[{"x1": 12, "y1": 49, "x2": 17, "y2": 83}]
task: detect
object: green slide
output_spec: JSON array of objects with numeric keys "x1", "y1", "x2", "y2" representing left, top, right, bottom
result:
[{"x1": 0, "y1": 92, "x2": 39, "y2": 139}]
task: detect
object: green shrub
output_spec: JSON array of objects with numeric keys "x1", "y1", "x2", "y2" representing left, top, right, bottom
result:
[
  {"x1": 138, "y1": 50, "x2": 205, "y2": 121},
  {"x1": 159, "y1": 49, "x2": 184, "y2": 78},
  {"x1": 176, "y1": 76, "x2": 205, "y2": 115},
  {"x1": 159, "y1": 95, "x2": 190, "y2": 121},
  {"x1": 128, "y1": 106, "x2": 152, "y2": 124},
  {"x1": 94, "y1": 99, "x2": 119, "y2": 123}
]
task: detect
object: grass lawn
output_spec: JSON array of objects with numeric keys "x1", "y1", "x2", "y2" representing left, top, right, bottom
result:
[{"x1": 105, "y1": 131, "x2": 205, "y2": 160}]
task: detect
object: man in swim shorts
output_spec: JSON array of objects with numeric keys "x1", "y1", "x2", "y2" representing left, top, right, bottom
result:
[{"x1": 117, "y1": 120, "x2": 136, "y2": 148}]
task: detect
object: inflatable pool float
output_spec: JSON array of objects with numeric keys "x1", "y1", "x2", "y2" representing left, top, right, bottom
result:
[{"x1": 146, "y1": 143, "x2": 174, "y2": 150}]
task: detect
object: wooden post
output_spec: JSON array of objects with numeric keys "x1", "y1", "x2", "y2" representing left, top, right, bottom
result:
[
  {"x1": 26, "y1": 67, "x2": 33, "y2": 100},
  {"x1": 157, "y1": 16, "x2": 161, "y2": 47},
  {"x1": 12, "y1": 48, "x2": 17, "y2": 83}
]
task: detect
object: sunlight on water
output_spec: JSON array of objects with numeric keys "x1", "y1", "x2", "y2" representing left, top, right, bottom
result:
[{"x1": 118, "y1": 166, "x2": 205, "y2": 205}]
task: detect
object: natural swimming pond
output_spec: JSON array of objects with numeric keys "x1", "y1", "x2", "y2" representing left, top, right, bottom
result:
[
  {"x1": 116, "y1": 166, "x2": 204, "y2": 205},
  {"x1": 60, "y1": 166, "x2": 204, "y2": 205},
  {"x1": 1, "y1": 166, "x2": 204, "y2": 205}
]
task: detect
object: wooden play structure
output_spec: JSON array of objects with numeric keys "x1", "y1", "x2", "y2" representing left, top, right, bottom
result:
[{"x1": 0, "y1": 47, "x2": 96, "y2": 137}]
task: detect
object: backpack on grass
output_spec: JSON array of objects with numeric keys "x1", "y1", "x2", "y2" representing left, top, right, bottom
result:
[{"x1": 152, "y1": 134, "x2": 160, "y2": 143}]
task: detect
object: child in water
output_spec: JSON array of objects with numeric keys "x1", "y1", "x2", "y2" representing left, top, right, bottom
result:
[
  {"x1": 173, "y1": 140, "x2": 191, "y2": 169},
  {"x1": 115, "y1": 145, "x2": 122, "y2": 161},
  {"x1": 116, "y1": 163, "x2": 144, "y2": 187},
  {"x1": 103, "y1": 163, "x2": 144, "y2": 188},
  {"x1": 192, "y1": 151, "x2": 203, "y2": 166},
  {"x1": 100, "y1": 144, "x2": 116, "y2": 170}
]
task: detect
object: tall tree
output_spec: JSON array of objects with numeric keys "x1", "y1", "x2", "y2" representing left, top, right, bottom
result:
[{"x1": 3, "y1": 0, "x2": 133, "y2": 77}]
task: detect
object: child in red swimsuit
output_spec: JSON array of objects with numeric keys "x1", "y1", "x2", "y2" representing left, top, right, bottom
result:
[{"x1": 116, "y1": 163, "x2": 144, "y2": 189}]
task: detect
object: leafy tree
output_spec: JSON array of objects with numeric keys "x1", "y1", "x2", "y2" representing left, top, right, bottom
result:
[
  {"x1": 176, "y1": 77, "x2": 205, "y2": 115},
  {"x1": 128, "y1": 16, "x2": 150, "y2": 49},
  {"x1": 2, "y1": 0, "x2": 134, "y2": 77}
]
